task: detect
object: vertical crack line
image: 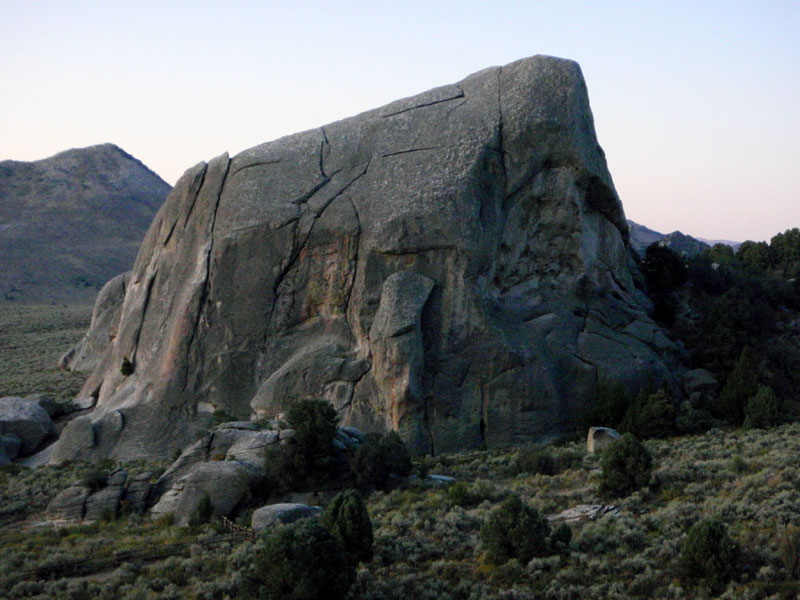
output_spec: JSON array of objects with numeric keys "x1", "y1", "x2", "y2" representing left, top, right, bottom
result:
[
  {"x1": 164, "y1": 164, "x2": 207, "y2": 246},
  {"x1": 496, "y1": 66, "x2": 508, "y2": 199},
  {"x1": 343, "y1": 197, "x2": 362, "y2": 321},
  {"x1": 318, "y1": 127, "x2": 329, "y2": 179},
  {"x1": 181, "y1": 163, "x2": 209, "y2": 233},
  {"x1": 131, "y1": 269, "x2": 158, "y2": 365},
  {"x1": 183, "y1": 157, "x2": 231, "y2": 392}
]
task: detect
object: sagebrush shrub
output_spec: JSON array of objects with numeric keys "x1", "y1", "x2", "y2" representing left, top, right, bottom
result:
[
  {"x1": 780, "y1": 525, "x2": 800, "y2": 578},
  {"x1": 479, "y1": 495, "x2": 550, "y2": 565},
  {"x1": 599, "y1": 433, "x2": 652, "y2": 497},
  {"x1": 513, "y1": 446, "x2": 556, "y2": 476},
  {"x1": 321, "y1": 489, "x2": 373, "y2": 565},
  {"x1": 242, "y1": 518, "x2": 354, "y2": 600}
]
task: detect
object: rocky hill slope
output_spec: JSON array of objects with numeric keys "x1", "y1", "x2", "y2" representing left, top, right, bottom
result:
[
  {"x1": 54, "y1": 55, "x2": 682, "y2": 462},
  {"x1": 627, "y1": 220, "x2": 713, "y2": 257},
  {"x1": 0, "y1": 144, "x2": 170, "y2": 304}
]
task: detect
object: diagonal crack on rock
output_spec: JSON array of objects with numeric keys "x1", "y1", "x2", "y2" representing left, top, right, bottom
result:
[
  {"x1": 381, "y1": 146, "x2": 439, "y2": 159},
  {"x1": 381, "y1": 86, "x2": 465, "y2": 118}
]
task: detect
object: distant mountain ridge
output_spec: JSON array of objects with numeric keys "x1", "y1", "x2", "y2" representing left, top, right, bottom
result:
[
  {"x1": 627, "y1": 220, "x2": 740, "y2": 257},
  {"x1": 0, "y1": 144, "x2": 170, "y2": 303}
]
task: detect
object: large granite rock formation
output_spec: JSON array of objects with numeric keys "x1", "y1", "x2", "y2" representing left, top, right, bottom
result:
[{"x1": 54, "y1": 55, "x2": 679, "y2": 460}]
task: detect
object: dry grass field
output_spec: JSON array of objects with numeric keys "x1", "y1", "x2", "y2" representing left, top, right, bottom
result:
[{"x1": 0, "y1": 304, "x2": 91, "y2": 401}]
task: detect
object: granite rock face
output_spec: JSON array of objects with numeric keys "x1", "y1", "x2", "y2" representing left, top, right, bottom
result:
[
  {"x1": 54, "y1": 55, "x2": 680, "y2": 460},
  {"x1": 59, "y1": 272, "x2": 130, "y2": 374}
]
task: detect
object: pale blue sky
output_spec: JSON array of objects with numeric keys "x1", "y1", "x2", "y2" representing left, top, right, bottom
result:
[{"x1": 2, "y1": 1, "x2": 798, "y2": 242}]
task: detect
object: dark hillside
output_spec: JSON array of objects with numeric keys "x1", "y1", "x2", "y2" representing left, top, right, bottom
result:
[{"x1": 0, "y1": 144, "x2": 170, "y2": 304}]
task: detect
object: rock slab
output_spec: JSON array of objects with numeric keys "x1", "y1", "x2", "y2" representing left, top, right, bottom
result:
[{"x1": 52, "y1": 55, "x2": 681, "y2": 460}]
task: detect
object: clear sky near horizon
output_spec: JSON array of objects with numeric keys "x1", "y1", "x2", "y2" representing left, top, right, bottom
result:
[{"x1": 1, "y1": 1, "x2": 798, "y2": 242}]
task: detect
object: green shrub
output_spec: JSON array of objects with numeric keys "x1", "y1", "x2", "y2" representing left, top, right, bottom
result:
[
  {"x1": 242, "y1": 518, "x2": 354, "y2": 600},
  {"x1": 350, "y1": 431, "x2": 412, "y2": 491},
  {"x1": 81, "y1": 466, "x2": 109, "y2": 493},
  {"x1": 267, "y1": 399, "x2": 342, "y2": 491},
  {"x1": 188, "y1": 493, "x2": 214, "y2": 527},
  {"x1": 587, "y1": 380, "x2": 628, "y2": 429},
  {"x1": 676, "y1": 400, "x2": 713, "y2": 435},
  {"x1": 321, "y1": 489, "x2": 373, "y2": 565},
  {"x1": 679, "y1": 518, "x2": 738, "y2": 592},
  {"x1": 720, "y1": 346, "x2": 759, "y2": 424},
  {"x1": 120, "y1": 357, "x2": 134, "y2": 376},
  {"x1": 479, "y1": 495, "x2": 550, "y2": 565},
  {"x1": 599, "y1": 433, "x2": 653, "y2": 497},
  {"x1": 636, "y1": 390, "x2": 676, "y2": 439},
  {"x1": 744, "y1": 385, "x2": 780, "y2": 429},
  {"x1": 549, "y1": 522, "x2": 572, "y2": 553},
  {"x1": 513, "y1": 446, "x2": 556, "y2": 476}
]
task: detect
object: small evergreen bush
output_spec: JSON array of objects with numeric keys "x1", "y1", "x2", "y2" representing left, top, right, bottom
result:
[
  {"x1": 267, "y1": 399, "x2": 342, "y2": 491},
  {"x1": 479, "y1": 495, "x2": 550, "y2": 565},
  {"x1": 321, "y1": 489, "x2": 373, "y2": 565},
  {"x1": 744, "y1": 385, "x2": 780, "y2": 429},
  {"x1": 679, "y1": 518, "x2": 738, "y2": 592},
  {"x1": 549, "y1": 522, "x2": 572, "y2": 553},
  {"x1": 636, "y1": 389, "x2": 676, "y2": 439},
  {"x1": 587, "y1": 380, "x2": 628, "y2": 429},
  {"x1": 720, "y1": 346, "x2": 759, "y2": 424},
  {"x1": 350, "y1": 431, "x2": 412, "y2": 491},
  {"x1": 242, "y1": 518, "x2": 354, "y2": 600},
  {"x1": 599, "y1": 433, "x2": 652, "y2": 497},
  {"x1": 676, "y1": 400, "x2": 713, "y2": 435},
  {"x1": 120, "y1": 357, "x2": 134, "y2": 376}
]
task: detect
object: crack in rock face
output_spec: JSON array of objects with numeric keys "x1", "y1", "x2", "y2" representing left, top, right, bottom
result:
[{"x1": 53, "y1": 55, "x2": 681, "y2": 461}]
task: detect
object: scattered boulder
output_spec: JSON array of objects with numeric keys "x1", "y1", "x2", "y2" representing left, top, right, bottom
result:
[
  {"x1": 278, "y1": 429, "x2": 296, "y2": 444},
  {"x1": 1, "y1": 434, "x2": 22, "y2": 461},
  {"x1": 151, "y1": 460, "x2": 261, "y2": 526},
  {"x1": 0, "y1": 396, "x2": 55, "y2": 456},
  {"x1": 84, "y1": 469, "x2": 127, "y2": 521},
  {"x1": 225, "y1": 430, "x2": 279, "y2": 466},
  {"x1": 26, "y1": 394, "x2": 66, "y2": 419},
  {"x1": 69, "y1": 396, "x2": 97, "y2": 412},
  {"x1": 587, "y1": 427, "x2": 620, "y2": 454},
  {"x1": 251, "y1": 503, "x2": 322, "y2": 533},
  {"x1": 549, "y1": 504, "x2": 620, "y2": 523},
  {"x1": 53, "y1": 55, "x2": 682, "y2": 462},
  {"x1": 51, "y1": 415, "x2": 95, "y2": 464},
  {"x1": 683, "y1": 369, "x2": 718, "y2": 397},
  {"x1": 427, "y1": 474, "x2": 457, "y2": 485},
  {"x1": 46, "y1": 486, "x2": 91, "y2": 522}
]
